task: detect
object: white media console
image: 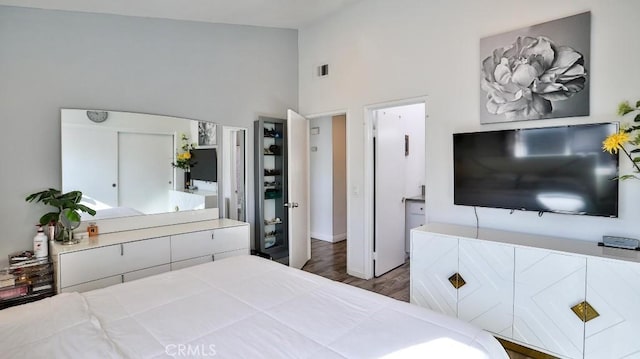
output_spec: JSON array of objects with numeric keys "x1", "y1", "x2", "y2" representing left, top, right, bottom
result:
[{"x1": 411, "y1": 222, "x2": 640, "y2": 359}]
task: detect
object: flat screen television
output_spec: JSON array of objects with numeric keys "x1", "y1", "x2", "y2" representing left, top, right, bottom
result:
[
  {"x1": 190, "y1": 148, "x2": 217, "y2": 182},
  {"x1": 453, "y1": 123, "x2": 619, "y2": 217}
]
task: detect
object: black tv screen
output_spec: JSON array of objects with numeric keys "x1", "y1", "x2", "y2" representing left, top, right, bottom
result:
[
  {"x1": 453, "y1": 123, "x2": 619, "y2": 217},
  {"x1": 190, "y1": 148, "x2": 217, "y2": 182}
]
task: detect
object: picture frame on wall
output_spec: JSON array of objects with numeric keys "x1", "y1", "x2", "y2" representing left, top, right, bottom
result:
[
  {"x1": 198, "y1": 121, "x2": 217, "y2": 146},
  {"x1": 480, "y1": 12, "x2": 591, "y2": 124}
]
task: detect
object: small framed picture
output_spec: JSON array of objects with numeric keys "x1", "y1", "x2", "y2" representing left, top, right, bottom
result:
[{"x1": 198, "y1": 121, "x2": 217, "y2": 146}]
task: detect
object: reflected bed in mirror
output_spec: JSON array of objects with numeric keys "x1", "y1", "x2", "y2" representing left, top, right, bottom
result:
[{"x1": 61, "y1": 109, "x2": 220, "y2": 221}]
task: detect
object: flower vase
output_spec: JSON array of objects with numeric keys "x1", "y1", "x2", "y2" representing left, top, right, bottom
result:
[{"x1": 184, "y1": 171, "x2": 191, "y2": 190}]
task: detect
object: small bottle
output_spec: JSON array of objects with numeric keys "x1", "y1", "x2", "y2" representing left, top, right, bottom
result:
[{"x1": 33, "y1": 225, "x2": 48, "y2": 259}]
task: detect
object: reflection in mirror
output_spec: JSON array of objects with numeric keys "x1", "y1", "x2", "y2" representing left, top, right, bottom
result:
[
  {"x1": 219, "y1": 126, "x2": 247, "y2": 222},
  {"x1": 61, "y1": 109, "x2": 220, "y2": 221}
]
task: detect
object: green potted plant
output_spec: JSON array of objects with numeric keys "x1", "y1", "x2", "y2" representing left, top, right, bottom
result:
[{"x1": 25, "y1": 188, "x2": 96, "y2": 242}]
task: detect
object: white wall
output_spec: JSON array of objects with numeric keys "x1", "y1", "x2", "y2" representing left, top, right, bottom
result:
[
  {"x1": 309, "y1": 116, "x2": 334, "y2": 240},
  {"x1": 0, "y1": 6, "x2": 298, "y2": 267},
  {"x1": 299, "y1": 0, "x2": 640, "y2": 278},
  {"x1": 332, "y1": 115, "x2": 347, "y2": 239}
]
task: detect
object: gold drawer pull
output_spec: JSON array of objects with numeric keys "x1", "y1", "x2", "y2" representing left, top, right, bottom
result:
[
  {"x1": 448, "y1": 273, "x2": 466, "y2": 289},
  {"x1": 571, "y1": 301, "x2": 600, "y2": 323}
]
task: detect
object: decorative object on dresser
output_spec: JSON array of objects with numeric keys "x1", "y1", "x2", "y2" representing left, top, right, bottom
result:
[
  {"x1": 602, "y1": 99, "x2": 640, "y2": 180},
  {"x1": 480, "y1": 12, "x2": 590, "y2": 124},
  {"x1": 411, "y1": 223, "x2": 640, "y2": 359},
  {"x1": 25, "y1": 188, "x2": 96, "y2": 243},
  {"x1": 1, "y1": 250, "x2": 54, "y2": 309}
]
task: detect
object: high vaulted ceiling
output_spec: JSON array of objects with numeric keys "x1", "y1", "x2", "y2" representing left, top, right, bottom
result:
[{"x1": 0, "y1": 0, "x2": 359, "y2": 29}]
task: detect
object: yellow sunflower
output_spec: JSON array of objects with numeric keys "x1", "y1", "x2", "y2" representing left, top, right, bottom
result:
[{"x1": 602, "y1": 131, "x2": 630, "y2": 154}]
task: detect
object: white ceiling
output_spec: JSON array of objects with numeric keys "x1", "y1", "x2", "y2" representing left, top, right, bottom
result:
[{"x1": 0, "y1": 0, "x2": 359, "y2": 29}]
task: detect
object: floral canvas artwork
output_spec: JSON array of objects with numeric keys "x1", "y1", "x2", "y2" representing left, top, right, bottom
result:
[
  {"x1": 198, "y1": 121, "x2": 217, "y2": 146},
  {"x1": 480, "y1": 12, "x2": 590, "y2": 124}
]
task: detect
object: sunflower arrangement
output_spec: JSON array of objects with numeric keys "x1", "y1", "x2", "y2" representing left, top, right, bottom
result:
[
  {"x1": 171, "y1": 133, "x2": 197, "y2": 171},
  {"x1": 602, "y1": 100, "x2": 640, "y2": 180}
]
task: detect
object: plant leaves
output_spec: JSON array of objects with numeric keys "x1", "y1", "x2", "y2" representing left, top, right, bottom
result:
[
  {"x1": 635, "y1": 114, "x2": 640, "y2": 122},
  {"x1": 619, "y1": 174, "x2": 640, "y2": 181},
  {"x1": 75, "y1": 204, "x2": 96, "y2": 216},
  {"x1": 39, "y1": 212, "x2": 59, "y2": 225},
  {"x1": 631, "y1": 149, "x2": 640, "y2": 153},
  {"x1": 636, "y1": 100, "x2": 640, "y2": 108}
]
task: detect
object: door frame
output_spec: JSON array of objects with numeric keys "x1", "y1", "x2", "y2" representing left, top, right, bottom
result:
[
  {"x1": 363, "y1": 96, "x2": 428, "y2": 279},
  {"x1": 303, "y1": 109, "x2": 350, "y2": 267}
]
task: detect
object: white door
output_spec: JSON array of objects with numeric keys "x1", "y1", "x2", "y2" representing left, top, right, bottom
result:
[
  {"x1": 118, "y1": 132, "x2": 173, "y2": 214},
  {"x1": 374, "y1": 111, "x2": 406, "y2": 276},
  {"x1": 61, "y1": 125, "x2": 118, "y2": 208},
  {"x1": 286, "y1": 109, "x2": 310, "y2": 269}
]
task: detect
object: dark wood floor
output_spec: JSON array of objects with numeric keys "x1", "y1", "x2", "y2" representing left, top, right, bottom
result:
[
  {"x1": 302, "y1": 239, "x2": 541, "y2": 359},
  {"x1": 302, "y1": 239, "x2": 410, "y2": 301}
]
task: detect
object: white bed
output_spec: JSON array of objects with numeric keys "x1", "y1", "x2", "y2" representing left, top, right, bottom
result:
[{"x1": 0, "y1": 255, "x2": 508, "y2": 358}]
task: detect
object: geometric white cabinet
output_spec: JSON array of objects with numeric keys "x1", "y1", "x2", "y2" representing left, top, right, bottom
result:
[
  {"x1": 410, "y1": 232, "x2": 458, "y2": 317},
  {"x1": 458, "y1": 239, "x2": 514, "y2": 338},
  {"x1": 584, "y1": 258, "x2": 640, "y2": 359},
  {"x1": 513, "y1": 247, "x2": 586, "y2": 359},
  {"x1": 411, "y1": 231, "x2": 514, "y2": 336},
  {"x1": 411, "y1": 223, "x2": 640, "y2": 359}
]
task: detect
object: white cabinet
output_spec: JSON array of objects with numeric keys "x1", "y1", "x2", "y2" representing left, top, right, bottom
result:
[
  {"x1": 411, "y1": 231, "x2": 514, "y2": 336},
  {"x1": 410, "y1": 232, "x2": 458, "y2": 316},
  {"x1": 59, "y1": 236, "x2": 170, "y2": 289},
  {"x1": 405, "y1": 200, "x2": 425, "y2": 252},
  {"x1": 584, "y1": 258, "x2": 640, "y2": 359},
  {"x1": 513, "y1": 247, "x2": 586, "y2": 359},
  {"x1": 170, "y1": 225, "x2": 249, "y2": 269},
  {"x1": 459, "y1": 238, "x2": 514, "y2": 337},
  {"x1": 53, "y1": 220, "x2": 250, "y2": 293},
  {"x1": 412, "y1": 223, "x2": 640, "y2": 359}
]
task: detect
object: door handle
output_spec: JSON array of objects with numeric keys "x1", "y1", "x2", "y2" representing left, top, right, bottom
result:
[
  {"x1": 292, "y1": 203, "x2": 299, "y2": 208},
  {"x1": 284, "y1": 202, "x2": 291, "y2": 208}
]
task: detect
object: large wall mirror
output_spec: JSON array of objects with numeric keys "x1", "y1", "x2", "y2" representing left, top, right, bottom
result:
[{"x1": 61, "y1": 109, "x2": 247, "y2": 224}]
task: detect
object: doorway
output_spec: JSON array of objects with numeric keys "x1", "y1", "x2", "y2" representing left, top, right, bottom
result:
[
  {"x1": 306, "y1": 112, "x2": 348, "y2": 272},
  {"x1": 365, "y1": 98, "x2": 427, "y2": 278}
]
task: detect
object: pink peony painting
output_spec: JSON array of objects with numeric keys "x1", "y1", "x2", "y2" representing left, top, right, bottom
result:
[{"x1": 480, "y1": 12, "x2": 590, "y2": 124}]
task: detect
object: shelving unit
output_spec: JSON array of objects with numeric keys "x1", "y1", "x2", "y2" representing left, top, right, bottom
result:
[{"x1": 254, "y1": 116, "x2": 288, "y2": 263}]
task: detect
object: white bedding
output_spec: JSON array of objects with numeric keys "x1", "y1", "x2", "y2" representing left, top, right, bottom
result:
[{"x1": 0, "y1": 255, "x2": 508, "y2": 358}]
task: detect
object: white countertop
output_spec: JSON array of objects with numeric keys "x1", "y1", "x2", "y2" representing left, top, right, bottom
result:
[
  {"x1": 51, "y1": 218, "x2": 247, "y2": 255},
  {"x1": 415, "y1": 222, "x2": 640, "y2": 264}
]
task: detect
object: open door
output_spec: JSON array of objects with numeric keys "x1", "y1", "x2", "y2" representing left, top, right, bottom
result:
[
  {"x1": 286, "y1": 109, "x2": 311, "y2": 269},
  {"x1": 374, "y1": 111, "x2": 407, "y2": 277}
]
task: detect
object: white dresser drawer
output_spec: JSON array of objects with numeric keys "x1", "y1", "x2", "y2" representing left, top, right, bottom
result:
[
  {"x1": 171, "y1": 255, "x2": 213, "y2": 271},
  {"x1": 60, "y1": 245, "x2": 124, "y2": 288},
  {"x1": 171, "y1": 230, "x2": 216, "y2": 262},
  {"x1": 215, "y1": 249, "x2": 249, "y2": 260},
  {"x1": 123, "y1": 264, "x2": 171, "y2": 282},
  {"x1": 406, "y1": 200, "x2": 425, "y2": 215},
  {"x1": 122, "y1": 236, "x2": 171, "y2": 273},
  {"x1": 212, "y1": 226, "x2": 249, "y2": 254},
  {"x1": 61, "y1": 275, "x2": 123, "y2": 293}
]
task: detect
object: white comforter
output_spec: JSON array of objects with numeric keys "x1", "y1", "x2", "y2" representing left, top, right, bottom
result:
[{"x1": 0, "y1": 255, "x2": 508, "y2": 358}]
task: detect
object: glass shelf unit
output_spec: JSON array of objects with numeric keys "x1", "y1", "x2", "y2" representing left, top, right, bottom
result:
[{"x1": 254, "y1": 116, "x2": 288, "y2": 263}]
